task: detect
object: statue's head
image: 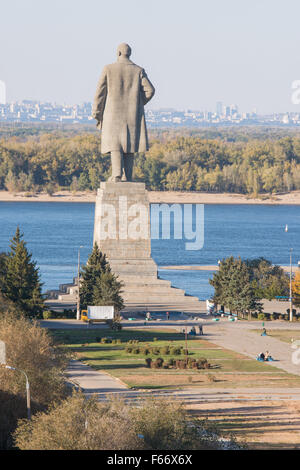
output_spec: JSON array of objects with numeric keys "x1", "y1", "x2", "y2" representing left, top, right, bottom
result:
[{"x1": 117, "y1": 43, "x2": 131, "y2": 58}]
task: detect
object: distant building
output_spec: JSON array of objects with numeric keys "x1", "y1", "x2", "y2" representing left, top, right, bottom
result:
[
  {"x1": 216, "y1": 101, "x2": 222, "y2": 116},
  {"x1": 223, "y1": 105, "x2": 230, "y2": 117},
  {"x1": 0, "y1": 81, "x2": 6, "y2": 104}
]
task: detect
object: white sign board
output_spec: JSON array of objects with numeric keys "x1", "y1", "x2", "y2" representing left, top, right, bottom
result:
[
  {"x1": 87, "y1": 306, "x2": 114, "y2": 320},
  {"x1": 0, "y1": 340, "x2": 6, "y2": 365}
]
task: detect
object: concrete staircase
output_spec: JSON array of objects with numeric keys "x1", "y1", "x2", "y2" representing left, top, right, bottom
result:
[
  {"x1": 108, "y1": 258, "x2": 203, "y2": 312},
  {"x1": 45, "y1": 263, "x2": 204, "y2": 313}
]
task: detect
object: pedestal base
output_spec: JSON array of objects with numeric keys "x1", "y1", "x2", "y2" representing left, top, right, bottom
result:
[{"x1": 93, "y1": 182, "x2": 202, "y2": 311}]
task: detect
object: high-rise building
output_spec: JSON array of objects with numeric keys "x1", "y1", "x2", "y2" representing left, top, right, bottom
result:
[
  {"x1": 216, "y1": 101, "x2": 222, "y2": 116},
  {"x1": 0, "y1": 81, "x2": 6, "y2": 105}
]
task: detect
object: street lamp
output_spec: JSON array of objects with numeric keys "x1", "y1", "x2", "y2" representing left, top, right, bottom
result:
[
  {"x1": 76, "y1": 246, "x2": 84, "y2": 321},
  {"x1": 289, "y1": 248, "x2": 293, "y2": 322},
  {"x1": 5, "y1": 365, "x2": 31, "y2": 420}
]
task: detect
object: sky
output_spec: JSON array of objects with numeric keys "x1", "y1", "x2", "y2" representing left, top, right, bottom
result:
[{"x1": 1, "y1": 0, "x2": 300, "y2": 113}]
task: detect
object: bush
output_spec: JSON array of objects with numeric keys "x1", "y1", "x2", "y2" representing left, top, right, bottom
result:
[
  {"x1": 175, "y1": 360, "x2": 187, "y2": 369},
  {"x1": 160, "y1": 346, "x2": 170, "y2": 355},
  {"x1": 14, "y1": 392, "x2": 230, "y2": 450},
  {"x1": 101, "y1": 337, "x2": 111, "y2": 344},
  {"x1": 145, "y1": 358, "x2": 152, "y2": 368},
  {"x1": 155, "y1": 357, "x2": 164, "y2": 368},
  {"x1": 150, "y1": 347, "x2": 161, "y2": 355},
  {"x1": 42, "y1": 311, "x2": 51, "y2": 320},
  {"x1": 170, "y1": 347, "x2": 181, "y2": 356},
  {"x1": 150, "y1": 358, "x2": 163, "y2": 369},
  {"x1": 206, "y1": 374, "x2": 216, "y2": 383},
  {"x1": 187, "y1": 358, "x2": 196, "y2": 369},
  {"x1": 13, "y1": 392, "x2": 143, "y2": 450},
  {"x1": 166, "y1": 358, "x2": 175, "y2": 368},
  {"x1": 141, "y1": 347, "x2": 150, "y2": 355},
  {"x1": 197, "y1": 358, "x2": 208, "y2": 369},
  {"x1": 257, "y1": 313, "x2": 265, "y2": 321},
  {"x1": 0, "y1": 313, "x2": 68, "y2": 448}
]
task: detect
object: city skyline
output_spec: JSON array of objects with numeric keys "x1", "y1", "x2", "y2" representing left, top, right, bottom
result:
[
  {"x1": 1, "y1": 0, "x2": 300, "y2": 113},
  {"x1": 1, "y1": 97, "x2": 300, "y2": 126}
]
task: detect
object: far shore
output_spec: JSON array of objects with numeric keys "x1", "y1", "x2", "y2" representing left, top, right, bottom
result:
[{"x1": 1, "y1": 189, "x2": 300, "y2": 205}]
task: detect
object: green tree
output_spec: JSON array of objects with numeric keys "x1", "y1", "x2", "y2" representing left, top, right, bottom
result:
[
  {"x1": 78, "y1": 172, "x2": 90, "y2": 190},
  {"x1": 245, "y1": 257, "x2": 289, "y2": 300},
  {"x1": 0, "y1": 252, "x2": 7, "y2": 286},
  {"x1": 1, "y1": 228, "x2": 44, "y2": 317},
  {"x1": 79, "y1": 243, "x2": 123, "y2": 310},
  {"x1": 210, "y1": 256, "x2": 262, "y2": 318},
  {"x1": 93, "y1": 271, "x2": 124, "y2": 311}
]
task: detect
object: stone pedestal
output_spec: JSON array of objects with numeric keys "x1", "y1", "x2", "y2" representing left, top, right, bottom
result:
[{"x1": 93, "y1": 182, "x2": 202, "y2": 311}]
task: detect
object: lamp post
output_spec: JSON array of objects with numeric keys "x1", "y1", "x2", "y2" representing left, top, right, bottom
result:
[
  {"x1": 289, "y1": 248, "x2": 293, "y2": 322},
  {"x1": 76, "y1": 246, "x2": 84, "y2": 321},
  {"x1": 5, "y1": 365, "x2": 31, "y2": 420}
]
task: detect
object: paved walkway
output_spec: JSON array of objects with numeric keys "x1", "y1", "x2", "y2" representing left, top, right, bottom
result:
[
  {"x1": 66, "y1": 360, "x2": 127, "y2": 397},
  {"x1": 201, "y1": 320, "x2": 300, "y2": 376},
  {"x1": 66, "y1": 360, "x2": 300, "y2": 404}
]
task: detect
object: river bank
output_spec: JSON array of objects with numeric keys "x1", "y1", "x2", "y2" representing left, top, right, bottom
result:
[{"x1": 1, "y1": 189, "x2": 300, "y2": 204}]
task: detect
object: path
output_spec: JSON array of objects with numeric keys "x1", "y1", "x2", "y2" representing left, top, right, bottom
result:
[
  {"x1": 66, "y1": 360, "x2": 300, "y2": 404},
  {"x1": 201, "y1": 320, "x2": 300, "y2": 376},
  {"x1": 66, "y1": 360, "x2": 127, "y2": 397}
]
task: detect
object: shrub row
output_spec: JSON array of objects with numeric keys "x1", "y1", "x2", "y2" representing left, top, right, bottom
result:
[
  {"x1": 43, "y1": 309, "x2": 76, "y2": 320},
  {"x1": 125, "y1": 345, "x2": 183, "y2": 355},
  {"x1": 96, "y1": 337, "x2": 122, "y2": 344},
  {"x1": 255, "y1": 312, "x2": 300, "y2": 321},
  {"x1": 145, "y1": 357, "x2": 211, "y2": 370}
]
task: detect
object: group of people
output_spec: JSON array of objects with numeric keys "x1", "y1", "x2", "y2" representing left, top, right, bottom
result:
[
  {"x1": 189, "y1": 325, "x2": 203, "y2": 336},
  {"x1": 257, "y1": 350, "x2": 273, "y2": 361}
]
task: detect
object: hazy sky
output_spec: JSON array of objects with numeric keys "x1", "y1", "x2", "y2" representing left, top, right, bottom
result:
[{"x1": 1, "y1": 0, "x2": 300, "y2": 113}]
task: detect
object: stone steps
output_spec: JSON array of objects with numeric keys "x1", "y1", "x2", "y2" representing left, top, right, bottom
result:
[{"x1": 57, "y1": 293, "x2": 77, "y2": 302}]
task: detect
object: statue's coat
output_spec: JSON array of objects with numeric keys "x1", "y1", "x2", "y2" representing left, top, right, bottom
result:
[{"x1": 92, "y1": 57, "x2": 155, "y2": 154}]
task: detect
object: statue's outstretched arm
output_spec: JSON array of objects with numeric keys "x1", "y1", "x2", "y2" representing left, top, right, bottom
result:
[
  {"x1": 92, "y1": 66, "x2": 108, "y2": 126},
  {"x1": 140, "y1": 69, "x2": 155, "y2": 105}
]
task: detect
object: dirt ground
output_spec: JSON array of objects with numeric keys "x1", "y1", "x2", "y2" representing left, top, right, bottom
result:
[
  {"x1": 2, "y1": 189, "x2": 300, "y2": 205},
  {"x1": 187, "y1": 400, "x2": 300, "y2": 449}
]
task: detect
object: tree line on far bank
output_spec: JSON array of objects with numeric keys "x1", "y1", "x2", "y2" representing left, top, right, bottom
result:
[{"x1": 1, "y1": 127, "x2": 300, "y2": 195}]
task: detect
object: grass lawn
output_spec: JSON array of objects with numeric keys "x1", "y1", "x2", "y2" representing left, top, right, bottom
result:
[
  {"x1": 252, "y1": 329, "x2": 300, "y2": 344},
  {"x1": 50, "y1": 328, "x2": 300, "y2": 389}
]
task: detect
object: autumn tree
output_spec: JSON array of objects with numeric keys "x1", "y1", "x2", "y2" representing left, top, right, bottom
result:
[{"x1": 292, "y1": 271, "x2": 300, "y2": 307}]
